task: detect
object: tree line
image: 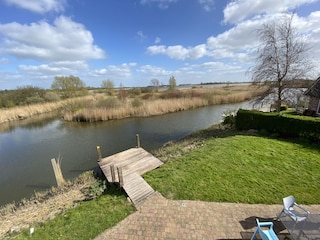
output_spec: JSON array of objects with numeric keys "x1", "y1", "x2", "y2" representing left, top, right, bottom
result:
[{"x1": 0, "y1": 75, "x2": 178, "y2": 108}]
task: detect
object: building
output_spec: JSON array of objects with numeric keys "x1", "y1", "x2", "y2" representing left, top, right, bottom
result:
[{"x1": 304, "y1": 76, "x2": 320, "y2": 116}]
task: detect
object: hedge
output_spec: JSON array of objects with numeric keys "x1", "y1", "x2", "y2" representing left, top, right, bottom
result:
[{"x1": 235, "y1": 109, "x2": 320, "y2": 142}]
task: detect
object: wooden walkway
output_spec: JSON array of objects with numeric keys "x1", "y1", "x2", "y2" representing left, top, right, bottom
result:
[{"x1": 98, "y1": 147, "x2": 163, "y2": 206}]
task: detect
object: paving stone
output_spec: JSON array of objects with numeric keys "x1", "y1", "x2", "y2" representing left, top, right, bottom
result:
[{"x1": 95, "y1": 192, "x2": 320, "y2": 240}]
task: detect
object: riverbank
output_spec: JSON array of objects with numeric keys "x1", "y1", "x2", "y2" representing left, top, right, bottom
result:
[
  {"x1": 0, "y1": 84, "x2": 263, "y2": 124},
  {"x1": 62, "y1": 85, "x2": 261, "y2": 122},
  {"x1": 0, "y1": 172, "x2": 104, "y2": 238},
  {"x1": 0, "y1": 96, "x2": 93, "y2": 125}
]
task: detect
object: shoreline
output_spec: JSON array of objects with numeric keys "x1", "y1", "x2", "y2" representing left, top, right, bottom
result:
[{"x1": 0, "y1": 85, "x2": 262, "y2": 125}]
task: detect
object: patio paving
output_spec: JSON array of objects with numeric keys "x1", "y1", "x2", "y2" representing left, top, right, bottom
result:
[{"x1": 95, "y1": 192, "x2": 320, "y2": 240}]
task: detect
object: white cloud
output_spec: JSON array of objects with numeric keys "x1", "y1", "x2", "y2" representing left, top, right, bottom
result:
[
  {"x1": 0, "y1": 16, "x2": 105, "y2": 61},
  {"x1": 147, "y1": 10, "x2": 320, "y2": 67},
  {"x1": 93, "y1": 63, "x2": 137, "y2": 80},
  {"x1": 136, "y1": 30, "x2": 147, "y2": 42},
  {"x1": 138, "y1": 65, "x2": 170, "y2": 76},
  {"x1": 223, "y1": 0, "x2": 318, "y2": 24},
  {"x1": 147, "y1": 44, "x2": 206, "y2": 60},
  {"x1": 4, "y1": 0, "x2": 65, "y2": 14},
  {"x1": 198, "y1": 0, "x2": 215, "y2": 12},
  {"x1": 140, "y1": 0, "x2": 178, "y2": 9},
  {"x1": 0, "y1": 57, "x2": 10, "y2": 64},
  {"x1": 154, "y1": 37, "x2": 161, "y2": 44}
]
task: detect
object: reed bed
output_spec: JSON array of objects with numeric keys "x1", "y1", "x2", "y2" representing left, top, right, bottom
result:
[
  {"x1": 63, "y1": 87, "x2": 259, "y2": 122},
  {"x1": 0, "y1": 85, "x2": 261, "y2": 124},
  {"x1": 0, "y1": 96, "x2": 94, "y2": 124}
]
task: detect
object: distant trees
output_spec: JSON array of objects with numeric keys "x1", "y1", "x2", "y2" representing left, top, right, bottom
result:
[
  {"x1": 51, "y1": 75, "x2": 86, "y2": 98},
  {"x1": 0, "y1": 86, "x2": 60, "y2": 108},
  {"x1": 150, "y1": 79, "x2": 160, "y2": 92},
  {"x1": 248, "y1": 14, "x2": 314, "y2": 112},
  {"x1": 169, "y1": 76, "x2": 177, "y2": 91},
  {"x1": 101, "y1": 79, "x2": 114, "y2": 95}
]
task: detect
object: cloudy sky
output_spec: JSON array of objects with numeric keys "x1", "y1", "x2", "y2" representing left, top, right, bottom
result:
[{"x1": 0, "y1": 0, "x2": 319, "y2": 89}]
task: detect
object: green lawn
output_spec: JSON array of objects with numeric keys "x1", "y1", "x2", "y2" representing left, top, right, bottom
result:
[
  {"x1": 13, "y1": 189, "x2": 135, "y2": 240},
  {"x1": 144, "y1": 134, "x2": 320, "y2": 204}
]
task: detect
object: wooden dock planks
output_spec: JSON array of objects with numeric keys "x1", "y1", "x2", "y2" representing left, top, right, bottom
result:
[
  {"x1": 98, "y1": 147, "x2": 163, "y2": 206},
  {"x1": 122, "y1": 173, "x2": 155, "y2": 206},
  {"x1": 98, "y1": 148, "x2": 163, "y2": 183}
]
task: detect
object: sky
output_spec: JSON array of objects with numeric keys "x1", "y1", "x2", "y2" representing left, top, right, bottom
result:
[{"x1": 0, "y1": 0, "x2": 320, "y2": 89}]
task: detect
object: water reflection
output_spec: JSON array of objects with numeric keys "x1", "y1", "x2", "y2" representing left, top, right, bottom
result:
[{"x1": 0, "y1": 112, "x2": 59, "y2": 133}]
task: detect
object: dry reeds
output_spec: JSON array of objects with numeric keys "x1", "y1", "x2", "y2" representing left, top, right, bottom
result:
[
  {"x1": 63, "y1": 85, "x2": 261, "y2": 122},
  {"x1": 0, "y1": 85, "x2": 262, "y2": 124},
  {"x1": 0, "y1": 96, "x2": 95, "y2": 124}
]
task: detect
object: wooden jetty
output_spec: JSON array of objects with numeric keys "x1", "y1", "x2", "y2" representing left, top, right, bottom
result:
[{"x1": 97, "y1": 144, "x2": 163, "y2": 206}]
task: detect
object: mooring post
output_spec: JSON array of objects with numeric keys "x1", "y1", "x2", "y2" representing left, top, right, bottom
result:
[
  {"x1": 96, "y1": 145, "x2": 102, "y2": 162},
  {"x1": 117, "y1": 167, "x2": 124, "y2": 188},
  {"x1": 51, "y1": 158, "x2": 65, "y2": 187},
  {"x1": 110, "y1": 164, "x2": 116, "y2": 182},
  {"x1": 136, "y1": 134, "x2": 140, "y2": 148}
]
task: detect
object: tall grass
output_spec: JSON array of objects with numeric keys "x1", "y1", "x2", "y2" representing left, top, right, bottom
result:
[
  {"x1": 0, "y1": 96, "x2": 95, "y2": 124},
  {"x1": 0, "y1": 85, "x2": 263, "y2": 123},
  {"x1": 63, "y1": 86, "x2": 260, "y2": 122}
]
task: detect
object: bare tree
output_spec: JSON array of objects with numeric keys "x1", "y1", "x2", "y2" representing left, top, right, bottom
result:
[
  {"x1": 51, "y1": 75, "x2": 86, "y2": 98},
  {"x1": 169, "y1": 76, "x2": 177, "y2": 91},
  {"x1": 150, "y1": 78, "x2": 159, "y2": 92},
  {"x1": 248, "y1": 14, "x2": 314, "y2": 112},
  {"x1": 101, "y1": 79, "x2": 114, "y2": 95}
]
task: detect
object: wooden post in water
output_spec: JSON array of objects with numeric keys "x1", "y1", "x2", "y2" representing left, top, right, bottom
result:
[
  {"x1": 117, "y1": 167, "x2": 124, "y2": 188},
  {"x1": 51, "y1": 158, "x2": 65, "y2": 187},
  {"x1": 96, "y1": 146, "x2": 102, "y2": 162},
  {"x1": 136, "y1": 134, "x2": 140, "y2": 148},
  {"x1": 110, "y1": 164, "x2": 116, "y2": 182}
]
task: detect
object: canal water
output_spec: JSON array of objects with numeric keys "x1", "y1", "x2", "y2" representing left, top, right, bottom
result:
[{"x1": 0, "y1": 102, "x2": 251, "y2": 206}]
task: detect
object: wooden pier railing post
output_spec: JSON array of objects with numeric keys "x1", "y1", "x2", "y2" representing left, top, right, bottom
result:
[
  {"x1": 117, "y1": 167, "x2": 124, "y2": 188},
  {"x1": 110, "y1": 164, "x2": 116, "y2": 182},
  {"x1": 136, "y1": 134, "x2": 140, "y2": 148},
  {"x1": 96, "y1": 146, "x2": 102, "y2": 162}
]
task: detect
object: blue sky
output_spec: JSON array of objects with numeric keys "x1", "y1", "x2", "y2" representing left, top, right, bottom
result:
[{"x1": 0, "y1": 0, "x2": 320, "y2": 89}]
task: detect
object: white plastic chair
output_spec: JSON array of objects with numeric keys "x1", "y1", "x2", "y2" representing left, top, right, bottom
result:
[{"x1": 277, "y1": 195, "x2": 310, "y2": 233}]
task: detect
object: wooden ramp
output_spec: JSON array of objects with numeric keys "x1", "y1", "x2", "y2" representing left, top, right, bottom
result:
[
  {"x1": 122, "y1": 173, "x2": 155, "y2": 206},
  {"x1": 98, "y1": 147, "x2": 163, "y2": 206}
]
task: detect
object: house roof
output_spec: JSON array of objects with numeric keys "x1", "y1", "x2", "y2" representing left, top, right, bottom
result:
[{"x1": 305, "y1": 76, "x2": 320, "y2": 97}]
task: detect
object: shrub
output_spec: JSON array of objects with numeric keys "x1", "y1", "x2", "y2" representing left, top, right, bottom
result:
[
  {"x1": 97, "y1": 97, "x2": 121, "y2": 109},
  {"x1": 128, "y1": 88, "x2": 141, "y2": 96},
  {"x1": 160, "y1": 90, "x2": 184, "y2": 99},
  {"x1": 24, "y1": 95, "x2": 45, "y2": 105},
  {"x1": 222, "y1": 111, "x2": 236, "y2": 127},
  {"x1": 131, "y1": 97, "x2": 143, "y2": 108},
  {"x1": 141, "y1": 93, "x2": 153, "y2": 100},
  {"x1": 44, "y1": 92, "x2": 61, "y2": 102},
  {"x1": 235, "y1": 109, "x2": 320, "y2": 142}
]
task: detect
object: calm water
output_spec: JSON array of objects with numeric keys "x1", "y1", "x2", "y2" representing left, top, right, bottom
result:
[{"x1": 0, "y1": 102, "x2": 251, "y2": 206}]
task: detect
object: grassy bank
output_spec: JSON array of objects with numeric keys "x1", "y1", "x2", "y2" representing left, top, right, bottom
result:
[
  {"x1": 12, "y1": 189, "x2": 134, "y2": 240},
  {"x1": 1, "y1": 172, "x2": 134, "y2": 239}
]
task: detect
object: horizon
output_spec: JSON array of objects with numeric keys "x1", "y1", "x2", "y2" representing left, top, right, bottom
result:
[{"x1": 0, "y1": 0, "x2": 320, "y2": 90}]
